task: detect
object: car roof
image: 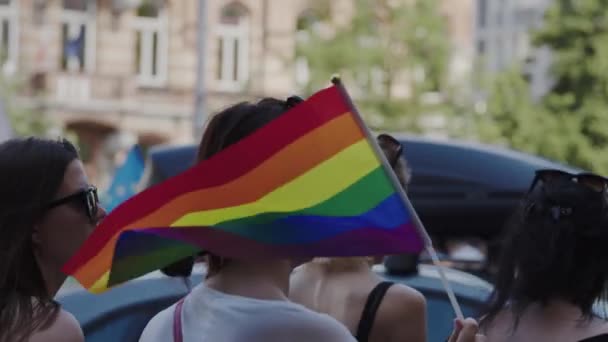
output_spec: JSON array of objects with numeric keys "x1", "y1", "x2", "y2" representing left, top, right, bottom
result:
[
  {"x1": 395, "y1": 134, "x2": 580, "y2": 191},
  {"x1": 142, "y1": 136, "x2": 579, "y2": 239},
  {"x1": 145, "y1": 144, "x2": 198, "y2": 183},
  {"x1": 57, "y1": 264, "x2": 491, "y2": 327},
  {"x1": 145, "y1": 136, "x2": 579, "y2": 193}
]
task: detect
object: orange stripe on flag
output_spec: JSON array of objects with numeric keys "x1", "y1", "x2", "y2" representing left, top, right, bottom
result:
[{"x1": 74, "y1": 112, "x2": 364, "y2": 287}]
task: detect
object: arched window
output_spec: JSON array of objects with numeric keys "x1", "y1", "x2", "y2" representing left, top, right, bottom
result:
[
  {"x1": 132, "y1": 0, "x2": 168, "y2": 87},
  {"x1": 61, "y1": 0, "x2": 96, "y2": 72},
  {"x1": 216, "y1": 3, "x2": 249, "y2": 91}
]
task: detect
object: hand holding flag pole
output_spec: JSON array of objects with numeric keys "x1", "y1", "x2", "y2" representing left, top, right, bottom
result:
[{"x1": 330, "y1": 76, "x2": 465, "y2": 320}]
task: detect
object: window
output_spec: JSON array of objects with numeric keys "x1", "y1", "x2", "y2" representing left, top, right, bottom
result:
[
  {"x1": 216, "y1": 3, "x2": 249, "y2": 91},
  {"x1": 0, "y1": 0, "x2": 17, "y2": 75},
  {"x1": 132, "y1": 1, "x2": 168, "y2": 87},
  {"x1": 477, "y1": 40, "x2": 486, "y2": 55},
  {"x1": 515, "y1": 8, "x2": 537, "y2": 27},
  {"x1": 476, "y1": 0, "x2": 487, "y2": 28},
  {"x1": 515, "y1": 32, "x2": 532, "y2": 60},
  {"x1": 63, "y1": 0, "x2": 87, "y2": 11},
  {"x1": 61, "y1": 0, "x2": 95, "y2": 72}
]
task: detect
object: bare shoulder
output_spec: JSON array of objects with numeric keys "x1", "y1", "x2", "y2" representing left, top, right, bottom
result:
[
  {"x1": 289, "y1": 264, "x2": 306, "y2": 287},
  {"x1": 29, "y1": 309, "x2": 83, "y2": 342},
  {"x1": 289, "y1": 264, "x2": 315, "y2": 302},
  {"x1": 290, "y1": 264, "x2": 314, "y2": 284},
  {"x1": 383, "y1": 283, "x2": 426, "y2": 317},
  {"x1": 376, "y1": 284, "x2": 427, "y2": 342}
]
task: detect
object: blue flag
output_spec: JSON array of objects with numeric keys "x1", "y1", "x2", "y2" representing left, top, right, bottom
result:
[
  {"x1": 64, "y1": 27, "x2": 84, "y2": 59},
  {"x1": 103, "y1": 145, "x2": 145, "y2": 212}
]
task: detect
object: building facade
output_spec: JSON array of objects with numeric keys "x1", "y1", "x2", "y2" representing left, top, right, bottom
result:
[
  {"x1": 474, "y1": 0, "x2": 553, "y2": 100},
  {"x1": 4, "y1": 0, "x2": 474, "y2": 186}
]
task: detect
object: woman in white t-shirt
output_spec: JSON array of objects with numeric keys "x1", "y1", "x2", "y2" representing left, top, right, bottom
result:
[
  {"x1": 139, "y1": 97, "x2": 355, "y2": 342},
  {"x1": 139, "y1": 97, "x2": 484, "y2": 342}
]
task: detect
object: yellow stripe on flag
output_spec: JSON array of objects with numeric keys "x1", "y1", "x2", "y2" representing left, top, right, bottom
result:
[{"x1": 172, "y1": 139, "x2": 379, "y2": 226}]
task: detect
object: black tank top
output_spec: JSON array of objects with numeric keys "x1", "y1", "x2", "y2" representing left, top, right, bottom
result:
[{"x1": 355, "y1": 281, "x2": 394, "y2": 342}]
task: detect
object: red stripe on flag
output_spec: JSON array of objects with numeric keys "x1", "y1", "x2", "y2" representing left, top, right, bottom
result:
[{"x1": 63, "y1": 85, "x2": 350, "y2": 274}]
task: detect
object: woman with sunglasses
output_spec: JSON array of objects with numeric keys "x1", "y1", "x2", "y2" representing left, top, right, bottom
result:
[
  {"x1": 479, "y1": 169, "x2": 608, "y2": 342},
  {"x1": 0, "y1": 137, "x2": 106, "y2": 342},
  {"x1": 288, "y1": 133, "x2": 429, "y2": 342}
]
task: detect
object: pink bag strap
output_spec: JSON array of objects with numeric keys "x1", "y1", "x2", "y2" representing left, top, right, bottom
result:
[{"x1": 172, "y1": 298, "x2": 186, "y2": 342}]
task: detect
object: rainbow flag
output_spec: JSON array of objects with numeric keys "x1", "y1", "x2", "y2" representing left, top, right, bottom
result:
[{"x1": 62, "y1": 84, "x2": 425, "y2": 293}]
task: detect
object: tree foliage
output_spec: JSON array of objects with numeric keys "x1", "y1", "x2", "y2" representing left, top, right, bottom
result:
[
  {"x1": 477, "y1": 0, "x2": 608, "y2": 174},
  {"x1": 0, "y1": 74, "x2": 49, "y2": 137},
  {"x1": 532, "y1": 0, "x2": 608, "y2": 173},
  {"x1": 297, "y1": 0, "x2": 451, "y2": 132}
]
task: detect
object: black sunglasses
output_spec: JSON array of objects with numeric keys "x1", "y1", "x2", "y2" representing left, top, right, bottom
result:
[
  {"x1": 47, "y1": 186, "x2": 99, "y2": 223},
  {"x1": 528, "y1": 169, "x2": 608, "y2": 194},
  {"x1": 377, "y1": 134, "x2": 403, "y2": 169}
]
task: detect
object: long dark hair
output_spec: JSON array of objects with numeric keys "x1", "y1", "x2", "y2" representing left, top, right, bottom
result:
[
  {"x1": 161, "y1": 96, "x2": 303, "y2": 278},
  {"x1": 480, "y1": 172, "x2": 608, "y2": 331},
  {"x1": 0, "y1": 137, "x2": 79, "y2": 342}
]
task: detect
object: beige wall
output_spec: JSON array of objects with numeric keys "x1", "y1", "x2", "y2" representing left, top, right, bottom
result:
[
  {"x1": 10, "y1": 0, "x2": 474, "y2": 184},
  {"x1": 441, "y1": 0, "x2": 475, "y2": 84},
  {"x1": 15, "y1": 0, "x2": 475, "y2": 141}
]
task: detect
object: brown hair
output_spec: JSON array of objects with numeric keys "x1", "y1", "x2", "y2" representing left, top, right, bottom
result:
[
  {"x1": 0, "y1": 138, "x2": 79, "y2": 342},
  {"x1": 200, "y1": 97, "x2": 304, "y2": 276},
  {"x1": 377, "y1": 133, "x2": 411, "y2": 188}
]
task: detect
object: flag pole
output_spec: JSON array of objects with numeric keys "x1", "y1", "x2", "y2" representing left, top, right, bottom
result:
[{"x1": 330, "y1": 76, "x2": 465, "y2": 320}]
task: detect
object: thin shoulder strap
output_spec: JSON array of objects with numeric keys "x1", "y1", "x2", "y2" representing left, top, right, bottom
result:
[
  {"x1": 172, "y1": 297, "x2": 186, "y2": 342},
  {"x1": 355, "y1": 281, "x2": 395, "y2": 342}
]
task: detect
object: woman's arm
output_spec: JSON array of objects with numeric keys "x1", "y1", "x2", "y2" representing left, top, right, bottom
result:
[{"x1": 381, "y1": 284, "x2": 427, "y2": 342}]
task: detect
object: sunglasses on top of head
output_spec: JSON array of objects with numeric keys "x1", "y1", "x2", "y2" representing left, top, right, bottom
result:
[
  {"x1": 377, "y1": 134, "x2": 403, "y2": 169},
  {"x1": 528, "y1": 169, "x2": 608, "y2": 194},
  {"x1": 46, "y1": 186, "x2": 100, "y2": 223}
]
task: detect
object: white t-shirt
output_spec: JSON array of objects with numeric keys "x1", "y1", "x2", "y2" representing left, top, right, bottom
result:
[{"x1": 139, "y1": 283, "x2": 356, "y2": 342}]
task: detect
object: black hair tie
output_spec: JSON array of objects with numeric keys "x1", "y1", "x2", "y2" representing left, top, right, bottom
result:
[
  {"x1": 160, "y1": 256, "x2": 195, "y2": 277},
  {"x1": 285, "y1": 96, "x2": 304, "y2": 109}
]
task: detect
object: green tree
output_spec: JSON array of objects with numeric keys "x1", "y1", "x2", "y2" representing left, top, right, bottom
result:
[
  {"x1": 0, "y1": 74, "x2": 49, "y2": 137},
  {"x1": 471, "y1": 67, "x2": 576, "y2": 162},
  {"x1": 531, "y1": 0, "x2": 608, "y2": 173},
  {"x1": 297, "y1": 0, "x2": 451, "y2": 132}
]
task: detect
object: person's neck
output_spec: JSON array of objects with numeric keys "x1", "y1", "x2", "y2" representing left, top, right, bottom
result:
[
  {"x1": 205, "y1": 260, "x2": 292, "y2": 301},
  {"x1": 35, "y1": 256, "x2": 67, "y2": 298},
  {"x1": 530, "y1": 298, "x2": 588, "y2": 322},
  {"x1": 311, "y1": 257, "x2": 374, "y2": 273}
]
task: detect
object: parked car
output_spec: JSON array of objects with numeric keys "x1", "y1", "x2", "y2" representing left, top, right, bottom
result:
[
  {"x1": 144, "y1": 136, "x2": 578, "y2": 238},
  {"x1": 55, "y1": 135, "x2": 577, "y2": 341},
  {"x1": 57, "y1": 264, "x2": 492, "y2": 342},
  {"x1": 142, "y1": 136, "x2": 579, "y2": 273}
]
